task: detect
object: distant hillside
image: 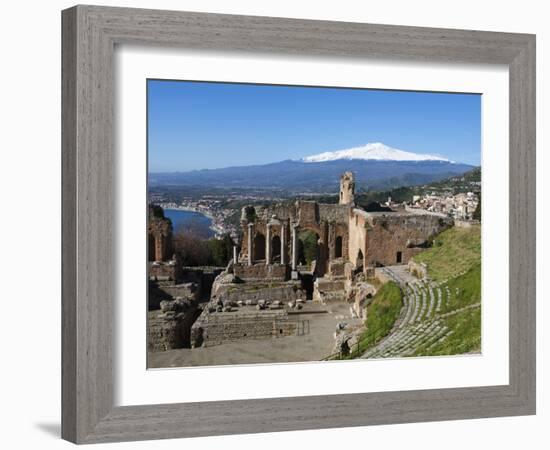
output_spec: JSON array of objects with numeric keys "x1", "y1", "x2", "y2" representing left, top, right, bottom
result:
[
  {"x1": 353, "y1": 166, "x2": 481, "y2": 208},
  {"x1": 149, "y1": 159, "x2": 474, "y2": 193}
]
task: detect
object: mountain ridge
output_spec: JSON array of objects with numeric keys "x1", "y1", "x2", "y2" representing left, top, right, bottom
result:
[{"x1": 149, "y1": 158, "x2": 475, "y2": 193}]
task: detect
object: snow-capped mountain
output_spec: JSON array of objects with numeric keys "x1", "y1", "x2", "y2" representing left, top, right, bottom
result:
[
  {"x1": 302, "y1": 142, "x2": 453, "y2": 163},
  {"x1": 150, "y1": 142, "x2": 473, "y2": 193}
]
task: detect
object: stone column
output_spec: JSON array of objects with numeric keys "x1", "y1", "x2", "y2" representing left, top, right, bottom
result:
[
  {"x1": 291, "y1": 224, "x2": 298, "y2": 271},
  {"x1": 233, "y1": 245, "x2": 238, "y2": 264},
  {"x1": 155, "y1": 235, "x2": 164, "y2": 261},
  {"x1": 265, "y1": 224, "x2": 272, "y2": 265},
  {"x1": 328, "y1": 223, "x2": 335, "y2": 261},
  {"x1": 247, "y1": 223, "x2": 253, "y2": 266},
  {"x1": 280, "y1": 224, "x2": 286, "y2": 265}
]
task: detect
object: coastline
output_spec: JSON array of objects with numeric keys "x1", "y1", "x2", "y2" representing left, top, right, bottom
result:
[
  {"x1": 163, "y1": 205, "x2": 215, "y2": 221},
  {"x1": 163, "y1": 206, "x2": 223, "y2": 238}
]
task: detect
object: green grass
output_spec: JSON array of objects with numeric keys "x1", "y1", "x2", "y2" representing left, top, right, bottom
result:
[
  {"x1": 415, "y1": 307, "x2": 481, "y2": 356},
  {"x1": 413, "y1": 225, "x2": 481, "y2": 282},
  {"x1": 366, "y1": 277, "x2": 382, "y2": 289},
  {"x1": 415, "y1": 263, "x2": 481, "y2": 356},
  {"x1": 341, "y1": 281, "x2": 403, "y2": 359},
  {"x1": 440, "y1": 262, "x2": 481, "y2": 313}
]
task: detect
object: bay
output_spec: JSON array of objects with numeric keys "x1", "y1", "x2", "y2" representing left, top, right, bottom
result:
[{"x1": 164, "y1": 208, "x2": 214, "y2": 238}]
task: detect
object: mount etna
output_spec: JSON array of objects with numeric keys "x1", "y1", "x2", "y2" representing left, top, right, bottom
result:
[{"x1": 149, "y1": 143, "x2": 475, "y2": 193}]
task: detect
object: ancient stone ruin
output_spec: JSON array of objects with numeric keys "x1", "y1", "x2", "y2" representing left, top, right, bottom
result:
[{"x1": 187, "y1": 173, "x2": 453, "y2": 348}]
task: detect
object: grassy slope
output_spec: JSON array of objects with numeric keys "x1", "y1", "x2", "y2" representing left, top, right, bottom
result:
[
  {"x1": 345, "y1": 281, "x2": 403, "y2": 358},
  {"x1": 413, "y1": 225, "x2": 481, "y2": 282},
  {"x1": 413, "y1": 225, "x2": 482, "y2": 355}
]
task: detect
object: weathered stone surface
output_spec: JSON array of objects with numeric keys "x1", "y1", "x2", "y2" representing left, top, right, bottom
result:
[
  {"x1": 233, "y1": 263, "x2": 288, "y2": 281},
  {"x1": 160, "y1": 282, "x2": 200, "y2": 301},
  {"x1": 363, "y1": 212, "x2": 452, "y2": 267},
  {"x1": 313, "y1": 277, "x2": 346, "y2": 303},
  {"x1": 352, "y1": 282, "x2": 377, "y2": 319},
  {"x1": 327, "y1": 258, "x2": 346, "y2": 279},
  {"x1": 190, "y1": 308, "x2": 300, "y2": 347},
  {"x1": 213, "y1": 274, "x2": 305, "y2": 304},
  {"x1": 408, "y1": 260, "x2": 428, "y2": 279},
  {"x1": 148, "y1": 204, "x2": 173, "y2": 262},
  {"x1": 147, "y1": 299, "x2": 199, "y2": 352}
]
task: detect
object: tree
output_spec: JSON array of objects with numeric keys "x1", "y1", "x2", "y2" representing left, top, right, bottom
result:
[
  {"x1": 207, "y1": 234, "x2": 234, "y2": 267},
  {"x1": 174, "y1": 230, "x2": 235, "y2": 267},
  {"x1": 173, "y1": 230, "x2": 210, "y2": 266},
  {"x1": 298, "y1": 230, "x2": 319, "y2": 266}
]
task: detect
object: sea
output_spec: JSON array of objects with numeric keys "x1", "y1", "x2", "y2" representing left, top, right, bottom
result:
[{"x1": 164, "y1": 209, "x2": 214, "y2": 238}]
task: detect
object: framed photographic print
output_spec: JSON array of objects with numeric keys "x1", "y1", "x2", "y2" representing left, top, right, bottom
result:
[{"x1": 62, "y1": 5, "x2": 536, "y2": 444}]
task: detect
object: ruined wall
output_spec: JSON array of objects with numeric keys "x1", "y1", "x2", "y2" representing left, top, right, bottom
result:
[
  {"x1": 148, "y1": 205, "x2": 173, "y2": 262},
  {"x1": 213, "y1": 279, "x2": 304, "y2": 304},
  {"x1": 147, "y1": 300, "x2": 199, "y2": 352},
  {"x1": 327, "y1": 222, "x2": 349, "y2": 261},
  {"x1": 148, "y1": 261, "x2": 183, "y2": 283},
  {"x1": 239, "y1": 200, "x2": 350, "y2": 276},
  {"x1": 158, "y1": 282, "x2": 200, "y2": 302},
  {"x1": 365, "y1": 213, "x2": 452, "y2": 266},
  {"x1": 339, "y1": 171, "x2": 355, "y2": 205},
  {"x1": 233, "y1": 263, "x2": 289, "y2": 281},
  {"x1": 318, "y1": 204, "x2": 349, "y2": 223},
  {"x1": 297, "y1": 200, "x2": 320, "y2": 228},
  {"x1": 348, "y1": 209, "x2": 368, "y2": 268},
  {"x1": 240, "y1": 217, "x2": 291, "y2": 265},
  {"x1": 190, "y1": 309, "x2": 300, "y2": 347}
]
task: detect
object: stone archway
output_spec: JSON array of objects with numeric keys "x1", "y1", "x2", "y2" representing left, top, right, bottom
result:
[
  {"x1": 254, "y1": 233, "x2": 266, "y2": 261},
  {"x1": 356, "y1": 249, "x2": 364, "y2": 269},
  {"x1": 335, "y1": 236, "x2": 343, "y2": 258},
  {"x1": 272, "y1": 235, "x2": 281, "y2": 263},
  {"x1": 298, "y1": 229, "x2": 319, "y2": 268}
]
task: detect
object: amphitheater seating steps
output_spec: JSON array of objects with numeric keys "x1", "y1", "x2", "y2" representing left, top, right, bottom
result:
[{"x1": 361, "y1": 266, "x2": 479, "y2": 359}]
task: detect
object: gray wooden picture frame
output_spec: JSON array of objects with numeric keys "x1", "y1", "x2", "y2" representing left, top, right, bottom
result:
[{"x1": 61, "y1": 5, "x2": 536, "y2": 444}]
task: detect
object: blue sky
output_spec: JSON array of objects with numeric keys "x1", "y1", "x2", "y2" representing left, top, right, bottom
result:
[{"x1": 148, "y1": 79, "x2": 481, "y2": 172}]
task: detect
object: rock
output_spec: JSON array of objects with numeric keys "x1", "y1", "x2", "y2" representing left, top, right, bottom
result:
[
  {"x1": 175, "y1": 297, "x2": 192, "y2": 311},
  {"x1": 159, "y1": 300, "x2": 176, "y2": 312},
  {"x1": 333, "y1": 333, "x2": 351, "y2": 355},
  {"x1": 336, "y1": 321, "x2": 348, "y2": 332}
]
